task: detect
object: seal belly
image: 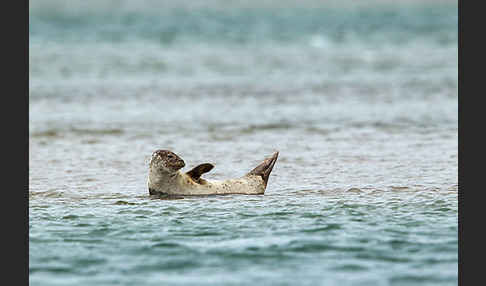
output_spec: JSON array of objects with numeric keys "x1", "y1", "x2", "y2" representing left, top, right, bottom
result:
[{"x1": 177, "y1": 174, "x2": 266, "y2": 195}]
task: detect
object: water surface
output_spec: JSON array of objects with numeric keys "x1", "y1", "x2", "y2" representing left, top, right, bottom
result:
[{"x1": 29, "y1": 1, "x2": 458, "y2": 285}]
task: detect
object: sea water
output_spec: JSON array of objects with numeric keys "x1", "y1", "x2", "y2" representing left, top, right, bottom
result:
[{"x1": 29, "y1": 1, "x2": 458, "y2": 285}]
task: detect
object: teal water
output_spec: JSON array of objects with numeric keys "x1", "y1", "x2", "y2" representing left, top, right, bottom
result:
[{"x1": 29, "y1": 1, "x2": 458, "y2": 285}]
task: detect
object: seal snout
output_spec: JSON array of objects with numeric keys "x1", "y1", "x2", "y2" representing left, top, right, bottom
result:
[
  {"x1": 168, "y1": 153, "x2": 185, "y2": 169},
  {"x1": 174, "y1": 159, "x2": 185, "y2": 169}
]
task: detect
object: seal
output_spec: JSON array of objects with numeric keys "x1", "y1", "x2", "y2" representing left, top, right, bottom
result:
[{"x1": 147, "y1": 150, "x2": 279, "y2": 196}]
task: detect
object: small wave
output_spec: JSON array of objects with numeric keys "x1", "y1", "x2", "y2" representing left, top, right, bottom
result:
[
  {"x1": 29, "y1": 190, "x2": 66, "y2": 198},
  {"x1": 301, "y1": 224, "x2": 342, "y2": 233},
  {"x1": 29, "y1": 266, "x2": 73, "y2": 274},
  {"x1": 346, "y1": 187, "x2": 363, "y2": 194},
  {"x1": 389, "y1": 186, "x2": 411, "y2": 191},
  {"x1": 70, "y1": 127, "x2": 124, "y2": 135},
  {"x1": 151, "y1": 242, "x2": 184, "y2": 248},
  {"x1": 287, "y1": 240, "x2": 366, "y2": 253},
  {"x1": 389, "y1": 275, "x2": 454, "y2": 284},
  {"x1": 131, "y1": 259, "x2": 200, "y2": 272},
  {"x1": 114, "y1": 200, "x2": 137, "y2": 205},
  {"x1": 355, "y1": 253, "x2": 411, "y2": 263},
  {"x1": 30, "y1": 130, "x2": 61, "y2": 138},
  {"x1": 63, "y1": 238, "x2": 105, "y2": 244},
  {"x1": 331, "y1": 264, "x2": 368, "y2": 272},
  {"x1": 240, "y1": 123, "x2": 293, "y2": 133},
  {"x1": 62, "y1": 214, "x2": 79, "y2": 220},
  {"x1": 30, "y1": 127, "x2": 124, "y2": 138}
]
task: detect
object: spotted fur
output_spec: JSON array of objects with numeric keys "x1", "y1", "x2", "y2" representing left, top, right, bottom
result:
[{"x1": 147, "y1": 150, "x2": 279, "y2": 196}]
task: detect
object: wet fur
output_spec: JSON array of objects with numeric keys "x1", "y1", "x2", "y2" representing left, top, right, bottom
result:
[{"x1": 147, "y1": 150, "x2": 278, "y2": 196}]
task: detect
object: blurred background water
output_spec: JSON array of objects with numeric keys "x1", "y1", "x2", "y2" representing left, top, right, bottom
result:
[{"x1": 29, "y1": 0, "x2": 458, "y2": 285}]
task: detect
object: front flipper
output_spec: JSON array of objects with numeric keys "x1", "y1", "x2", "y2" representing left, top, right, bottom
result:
[{"x1": 186, "y1": 163, "x2": 214, "y2": 181}]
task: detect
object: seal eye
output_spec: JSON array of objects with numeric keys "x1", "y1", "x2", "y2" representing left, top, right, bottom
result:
[{"x1": 168, "y1": 154, "x2": 174, "y2": 159}]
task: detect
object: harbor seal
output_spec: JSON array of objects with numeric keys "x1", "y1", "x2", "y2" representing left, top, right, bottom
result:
[{"x1": 147, "y1": 150, "x2": 279, "y2": 196}]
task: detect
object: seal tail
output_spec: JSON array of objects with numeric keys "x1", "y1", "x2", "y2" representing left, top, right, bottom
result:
[{"x1": 246, "y1": 151, "x2": 279, "y2": 187}]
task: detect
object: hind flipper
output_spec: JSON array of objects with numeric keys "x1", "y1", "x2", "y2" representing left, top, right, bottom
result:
[
  {"x1": 247, "y1": 151, "x2": 279, "y2": 186},
  {"x1": 186, "y1": 163, "x2": 214, "y2": 181}
]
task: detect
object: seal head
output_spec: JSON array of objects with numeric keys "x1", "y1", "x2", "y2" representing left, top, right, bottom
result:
[{"x1": 150, "y1": 150, "x2": 186, "y2": 173}]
